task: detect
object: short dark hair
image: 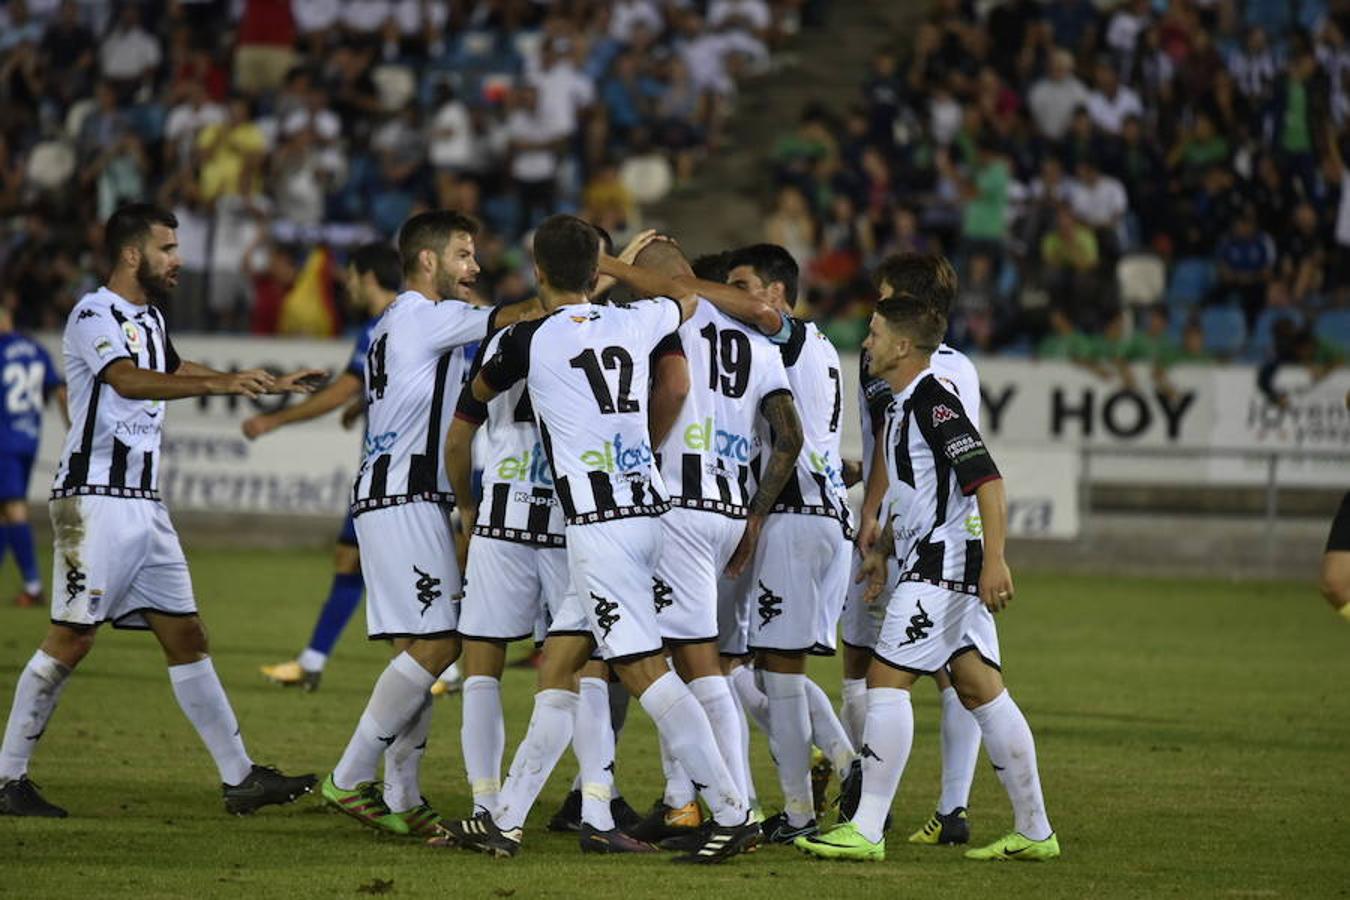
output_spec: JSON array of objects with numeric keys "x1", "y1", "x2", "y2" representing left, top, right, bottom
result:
[
  {"x1": 349, "y1": 242, "x2": 402, "y2": 292},
  {"x1": 875, "y1": 293, "x2": 947, "y2": 351},
  {"x1": 591, "y1": 224, "x2": 616, "y2": 256},
  {"x1": 398, "y1": 210, "x2": 479, "y2": 275},
  {"x1": 104, "y1": 203, "x2": 178, "y2": 267},
  {"x1": 691, "y1": 251, "x2": 732, "y2": 282},
  {"x1": 726, "y1": 243, "x2": 798, "y2": 302},
  {"x1": 873, "y1": 253, "x2": 958, "y2": 317},
  {"x1": 533, "y1": 214, "x2": 600, "y2": 293}
]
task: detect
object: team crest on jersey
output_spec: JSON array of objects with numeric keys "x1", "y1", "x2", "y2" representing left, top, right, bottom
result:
[
  {"x1": 931, "y1": 404, "x2": 959, "y2": 426},
  {"x1": 122, "y1": 320, "x2": 143, "y2": 351},
  {"x1": 93, "y1": 336, "x2": 115, "y2": 359}
]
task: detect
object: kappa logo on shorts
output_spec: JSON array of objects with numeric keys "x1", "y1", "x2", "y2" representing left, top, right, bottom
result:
[
  {"x1": 859, "y1": 743, "x2": 883, "y2": 763},
  {"x1": 894, "y1": 599, "x2": 934, "y2": 647},
  {"x1": 64, "y1": 559, "x2": 86, "y2": 606},
  {"x1": 756, "y1": 580, "x2": 783, "y2": 627},
  {"x1": 652, "y1": 576, "x2": 673, "y2": 613},
  {"x1": 931, "y1": 404, "x2": 959, "y2": 426},
  {"x1": 412, "y1": 566, "x2": 442, "y2": 617},
  {"x1": 592, "y1": 592, "x2": 620, "y2": 639}
]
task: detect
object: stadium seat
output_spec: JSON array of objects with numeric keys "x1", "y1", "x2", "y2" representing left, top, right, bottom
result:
[
  {"x1": 1247, "y1": 307, "x2": 1304, "y2": 361},
  {"x1": 1314, "y1": 308, "x2": 1350, "y2": 354},
  {"x1": 1165, "y1": 258, "x2": 1215, "y2": 311},
  {"x1": 1116, "y1": 253, "x2": 1166, "y2": 307},
  {"x1": 1199, "y1": 306, "x2": 1248, "y2": 358}
]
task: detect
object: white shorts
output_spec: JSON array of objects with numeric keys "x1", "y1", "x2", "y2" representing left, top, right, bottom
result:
[
  {"x1": 717, "y1": 566, "x2": 753, "y2": 657},
  {"x1": 812, "y1": 534, "x2": 853, "y2": 655},
  {"x1": 552, "y1": 517, "x2": 664, "y2": 662},
  {"x1": 654, "y1": 508, "x2": 744, "y2": 643},
  {"x1": 874, "y1": 580, "x2": 1002, "y2": 675},
  {"x1": 839, "y1": 548, "x2": 901, "y2": 650},
  {"x1": 460, "y1": 536, "x2": 569, "y2": 642},
  {"x1": 50, "y1": 496, "x2": 196, "y2": 630},
  {"x1": 354, "y1": 502, "x2": 461, "y2": 640},
  {"x1": 748, "y1": 514, "x2": 847, "y2": 654}
]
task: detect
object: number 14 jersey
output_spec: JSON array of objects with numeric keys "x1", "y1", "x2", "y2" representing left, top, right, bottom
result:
[{"x1": 478, "y1": 299, "x2": 679, "y2": 526}]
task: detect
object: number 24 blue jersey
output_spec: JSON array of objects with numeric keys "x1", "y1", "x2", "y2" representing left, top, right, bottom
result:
[{"x1": 0, "y1": 333, "x2": 63, "y2": 457}]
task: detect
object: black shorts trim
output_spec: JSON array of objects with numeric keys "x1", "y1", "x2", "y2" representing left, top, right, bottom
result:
[
  {"x1": 947, "y1": 644, "x2": 1001, "y2": 672},
  {"x1": 807, "y1": 643, "x2": 837, "y2": 657},
  {"x1": 459, "y1": 630, "x2": 535, "y2": 645},
  {"x1": 1327, "y1": 492, "x2": 1350, "y2": 552},
  {"x1": 368, "y1": 629, "x2": 458, "y2": 641},
  {"x1": 545, "y1": 629, "x2": 595, "y2": 640},
  {"x1": 718, "y1": 650, "x2": 752, "y2": 660},
  {"x1": 841, "y1": 638, "x2": 876, "y2": 652},
  {"x1": 50, "y1": 607, "x2": 199, "y2": 633},
  {"x1": 662, "y1": 635, "x2": 718, "y2": 647},
  {"x1": 605, "y1": 646, "x2": 664, "y2": 666},
  {"x1": 747, "y1": 643, "x2": 814, "y2": 655},
  {"x1": 870, "y1": 650, "x2": 931, "y2": 677}
]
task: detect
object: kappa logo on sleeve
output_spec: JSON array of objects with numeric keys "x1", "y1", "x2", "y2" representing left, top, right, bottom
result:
[
  {"x1": 77, "y1": 309, "x2": 99, "y2": 321},
  {"x1": 931, "y1": 404, "x2": 959, "y2": 426}
]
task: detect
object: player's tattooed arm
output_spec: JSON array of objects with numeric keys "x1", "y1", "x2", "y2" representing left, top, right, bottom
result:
[{"x1": 727, "y1": 391, "x2": 803, "y2": 577}]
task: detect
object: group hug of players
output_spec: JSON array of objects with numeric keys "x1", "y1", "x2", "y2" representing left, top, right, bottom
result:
[{"x1": 0, "y1": 203, "x2": 1058, "y2": 866}]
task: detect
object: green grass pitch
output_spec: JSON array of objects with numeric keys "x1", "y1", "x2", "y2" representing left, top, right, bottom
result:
[{"x1": 1, "y1": 547, "x2": 1347, "y2": 899}]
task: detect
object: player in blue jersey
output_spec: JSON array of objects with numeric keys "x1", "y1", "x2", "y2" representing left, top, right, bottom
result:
[
  {"x1": 244, "y1": 243, "x2": 400, "y2": 691},
  {"x1": 0, "y1": 305, "x2": 68, "y2": 607}
]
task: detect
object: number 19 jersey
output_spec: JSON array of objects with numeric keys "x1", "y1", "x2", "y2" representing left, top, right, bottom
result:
[
  {"x1": 350, "y1": 290, "x2": 495, "y2": 515},
  {"x1": 658, "y1": 300, "x2": 790, "y2": 517},
  {"x1": 478, "y1": 298, "x2": 680, "y2": 526}
]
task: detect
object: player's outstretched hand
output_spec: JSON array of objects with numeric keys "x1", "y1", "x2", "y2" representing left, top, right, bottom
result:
[
  {"x1": 242, "y1": 415, "x2": 275, "y2": 440},
  {"x1": 856, "y1": 548, "x2": 888, "y2": 604},
  {"x1": 210, "y1": 369, "x2": 276, "y2": 399},
  {"x1": 272, "y1": 369, "x2": 330, "y2": 394},
  {"x1": 725, "y1": 514, "x2": 765, "y2": 578},
  {"x1": 979, "y1": 557, "x2": 1015, "y2": 613},
  {"x1": 616, "y1": 229, "x2": 660, "y2": 265}
]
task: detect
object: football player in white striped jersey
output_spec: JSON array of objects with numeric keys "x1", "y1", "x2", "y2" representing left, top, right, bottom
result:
[{"x1": 0, "y1": 204, "x2": 320, "y2": 819}]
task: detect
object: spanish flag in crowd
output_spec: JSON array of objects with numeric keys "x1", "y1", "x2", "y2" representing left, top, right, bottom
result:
[{"x1": 277, "y1": 247, "x2": 340, "y2": 337}]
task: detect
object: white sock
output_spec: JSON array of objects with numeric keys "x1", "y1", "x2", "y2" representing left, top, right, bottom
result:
[
  {"x1": 687, "y1": 675, "x2": 747, "y2": 801},
  {"x1": 805, "y1": 677, "x2": 855, "y2": 772},
  {"x1": 297, "y1": 648, "x2": 327, "y2": 673},
  {"x1": 727, "y1": 684, "x2": 757, "y2": 808},
  {"x1": 439, "y1": 662, "x2": 461, "y2": 685},
  {"x1": 23, "y1": 579, "x2": 41, "y2": 596},
  {"x1": 384, "y1": 695, "x2": 434, "y2": 813},
  {"x1": 762, "y1": 671, "x2": 814, "y2": 827},
  {"x1": 729, "y1": 665, "x2": 771, "y2": 733},
  {"x1": 0, "y1": 651, "x2": 71, "y2": 782},
  {"x1": 938, "y1": 686, "x2": 981, "y2": 814},
  {"x1": 333, "y1": 653, "x2": 434, "y2": 790},
  {"x1": 168, "y1": 658, "x2": 253, "y2": 786},
  {"x1": 574, "y1": 677, "x2": 616, "y2": 830},
  {"x1": 495, "y1": 689, "x2": 578, "y2": 830},
  {"x1": 840, "y1": 677, "x2": 867, "y2": 747},
  {"x1": 639, "y1": 671, "x2": 746, "y2": 826},
  {"x1": 970, "y1": 690, "x2": 1052, "y2": 841},
  {"x1": 851, "y1": 687, "x2": 912, "y2": 844},
  {"x1": 460, "y1": 675, "x2": 505, "y2": 812},
  {"x1": 658, "y1": 728, "x2": 695, "y2": 808}
]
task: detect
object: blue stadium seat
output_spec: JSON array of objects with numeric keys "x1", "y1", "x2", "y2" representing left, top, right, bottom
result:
[
  {"x1": 1247, "y1": 307, "x2": 1304, "y2": 362},
  {"x1": 1166, "y1": 258, "x2": 1215, "y2": 311},
  {"x1": 1314, "y1": 309, "x2": 1350, "y2": 354},
  {"x1": 1200, "y1": 306, "x2": 1247, "y2": 358}
]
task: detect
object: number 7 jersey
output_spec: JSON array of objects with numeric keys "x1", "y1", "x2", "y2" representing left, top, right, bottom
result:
[
  {"x1": 478, "y1": 299, "x2": 680, "y2": 526},
  {"x1": 350, "y1": 289, "x2": 495, "y2": 515}
]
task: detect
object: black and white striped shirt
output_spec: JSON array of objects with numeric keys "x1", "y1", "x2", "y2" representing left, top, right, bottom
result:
[
  {"x1": 657, "y1": 300, "x2": 791, "y2": 517},
  {"x1": 52, "y1": 288, "x2": 180, "y2": 501},
  {"x1": 883, "y1": 371, "x2": 1001, "y2": 596},
  {"x1": 455, "y1": 322, "x2": 566, "y2": 547},
  {"x1": 478, "y1": 299, "x2": 679, "y2": 527},
  {"x1": 350, "y1": 289, "x2": 495, "y2": 516}
]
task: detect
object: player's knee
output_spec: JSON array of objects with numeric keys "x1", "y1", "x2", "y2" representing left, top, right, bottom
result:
[
  {"x1": 41, "y1": 624, "x2": 95, "y2": 667},
  {"x1": 1320, "y1": 564, "x2": 1350, "y2": 610}
]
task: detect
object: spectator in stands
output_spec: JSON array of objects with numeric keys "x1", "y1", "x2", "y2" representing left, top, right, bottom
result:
[
  {"x1": 766, "y1": 184, "x2": 816, "y2": 275},
  {"x1": 952, "y1": 139, "x2": 1010, "y2": 262},
  {"x1": 99, "y1": 4, "x2": 162, "y2": 94},
  {"x1": 505, "y1": 85, "x2": 559, "y2": 234},
  {"x1": 1069, "y1": 159, "x2": 1128, "y2": 260},
  {"x1": 39, "y1": 0, "x2": 96, "y2": 108},
  {"x1": 1028, "y1": 48, "x2": 1089, "y2": 141},
  {"x1": 1041, "y1": 203, "x2": 1101, "y2": 328},
  {"x1": 1228, "y1": 26, "x2": 1279, "y2": 106},
  {"x1": 196, "y1": 96, "x2": 267, "y2": 203},
  {"x1": 1279, "y1": 202, "x2": 1326, "y2": 303},
  {"x1": 1087, "y1": 57, "x2": 1143, "y2": 135},
  {"x1": 1212, "y1": 207, "x2": 1277, "y2": 326}
]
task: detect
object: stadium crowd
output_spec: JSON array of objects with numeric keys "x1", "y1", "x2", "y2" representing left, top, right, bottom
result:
[
  {"x1": 0, "y1": 0, "x2": 818, "y2": 334},
  {"x1": 768, "y1": 0, "x2": 1350, "y2": 380}
]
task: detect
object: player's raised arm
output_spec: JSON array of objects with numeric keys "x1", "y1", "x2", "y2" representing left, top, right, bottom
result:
[{"x1": 726, "y1": 389, "x2": 804, "y2": 577}]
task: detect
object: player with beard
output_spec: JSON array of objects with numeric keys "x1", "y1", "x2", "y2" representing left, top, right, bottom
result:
[
  {"x1": 0, "y1": 203, "x2": 321, "y2": 818},
  {"x1": 321, "y1": 211, "x2": 531, "y2": 837}
]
